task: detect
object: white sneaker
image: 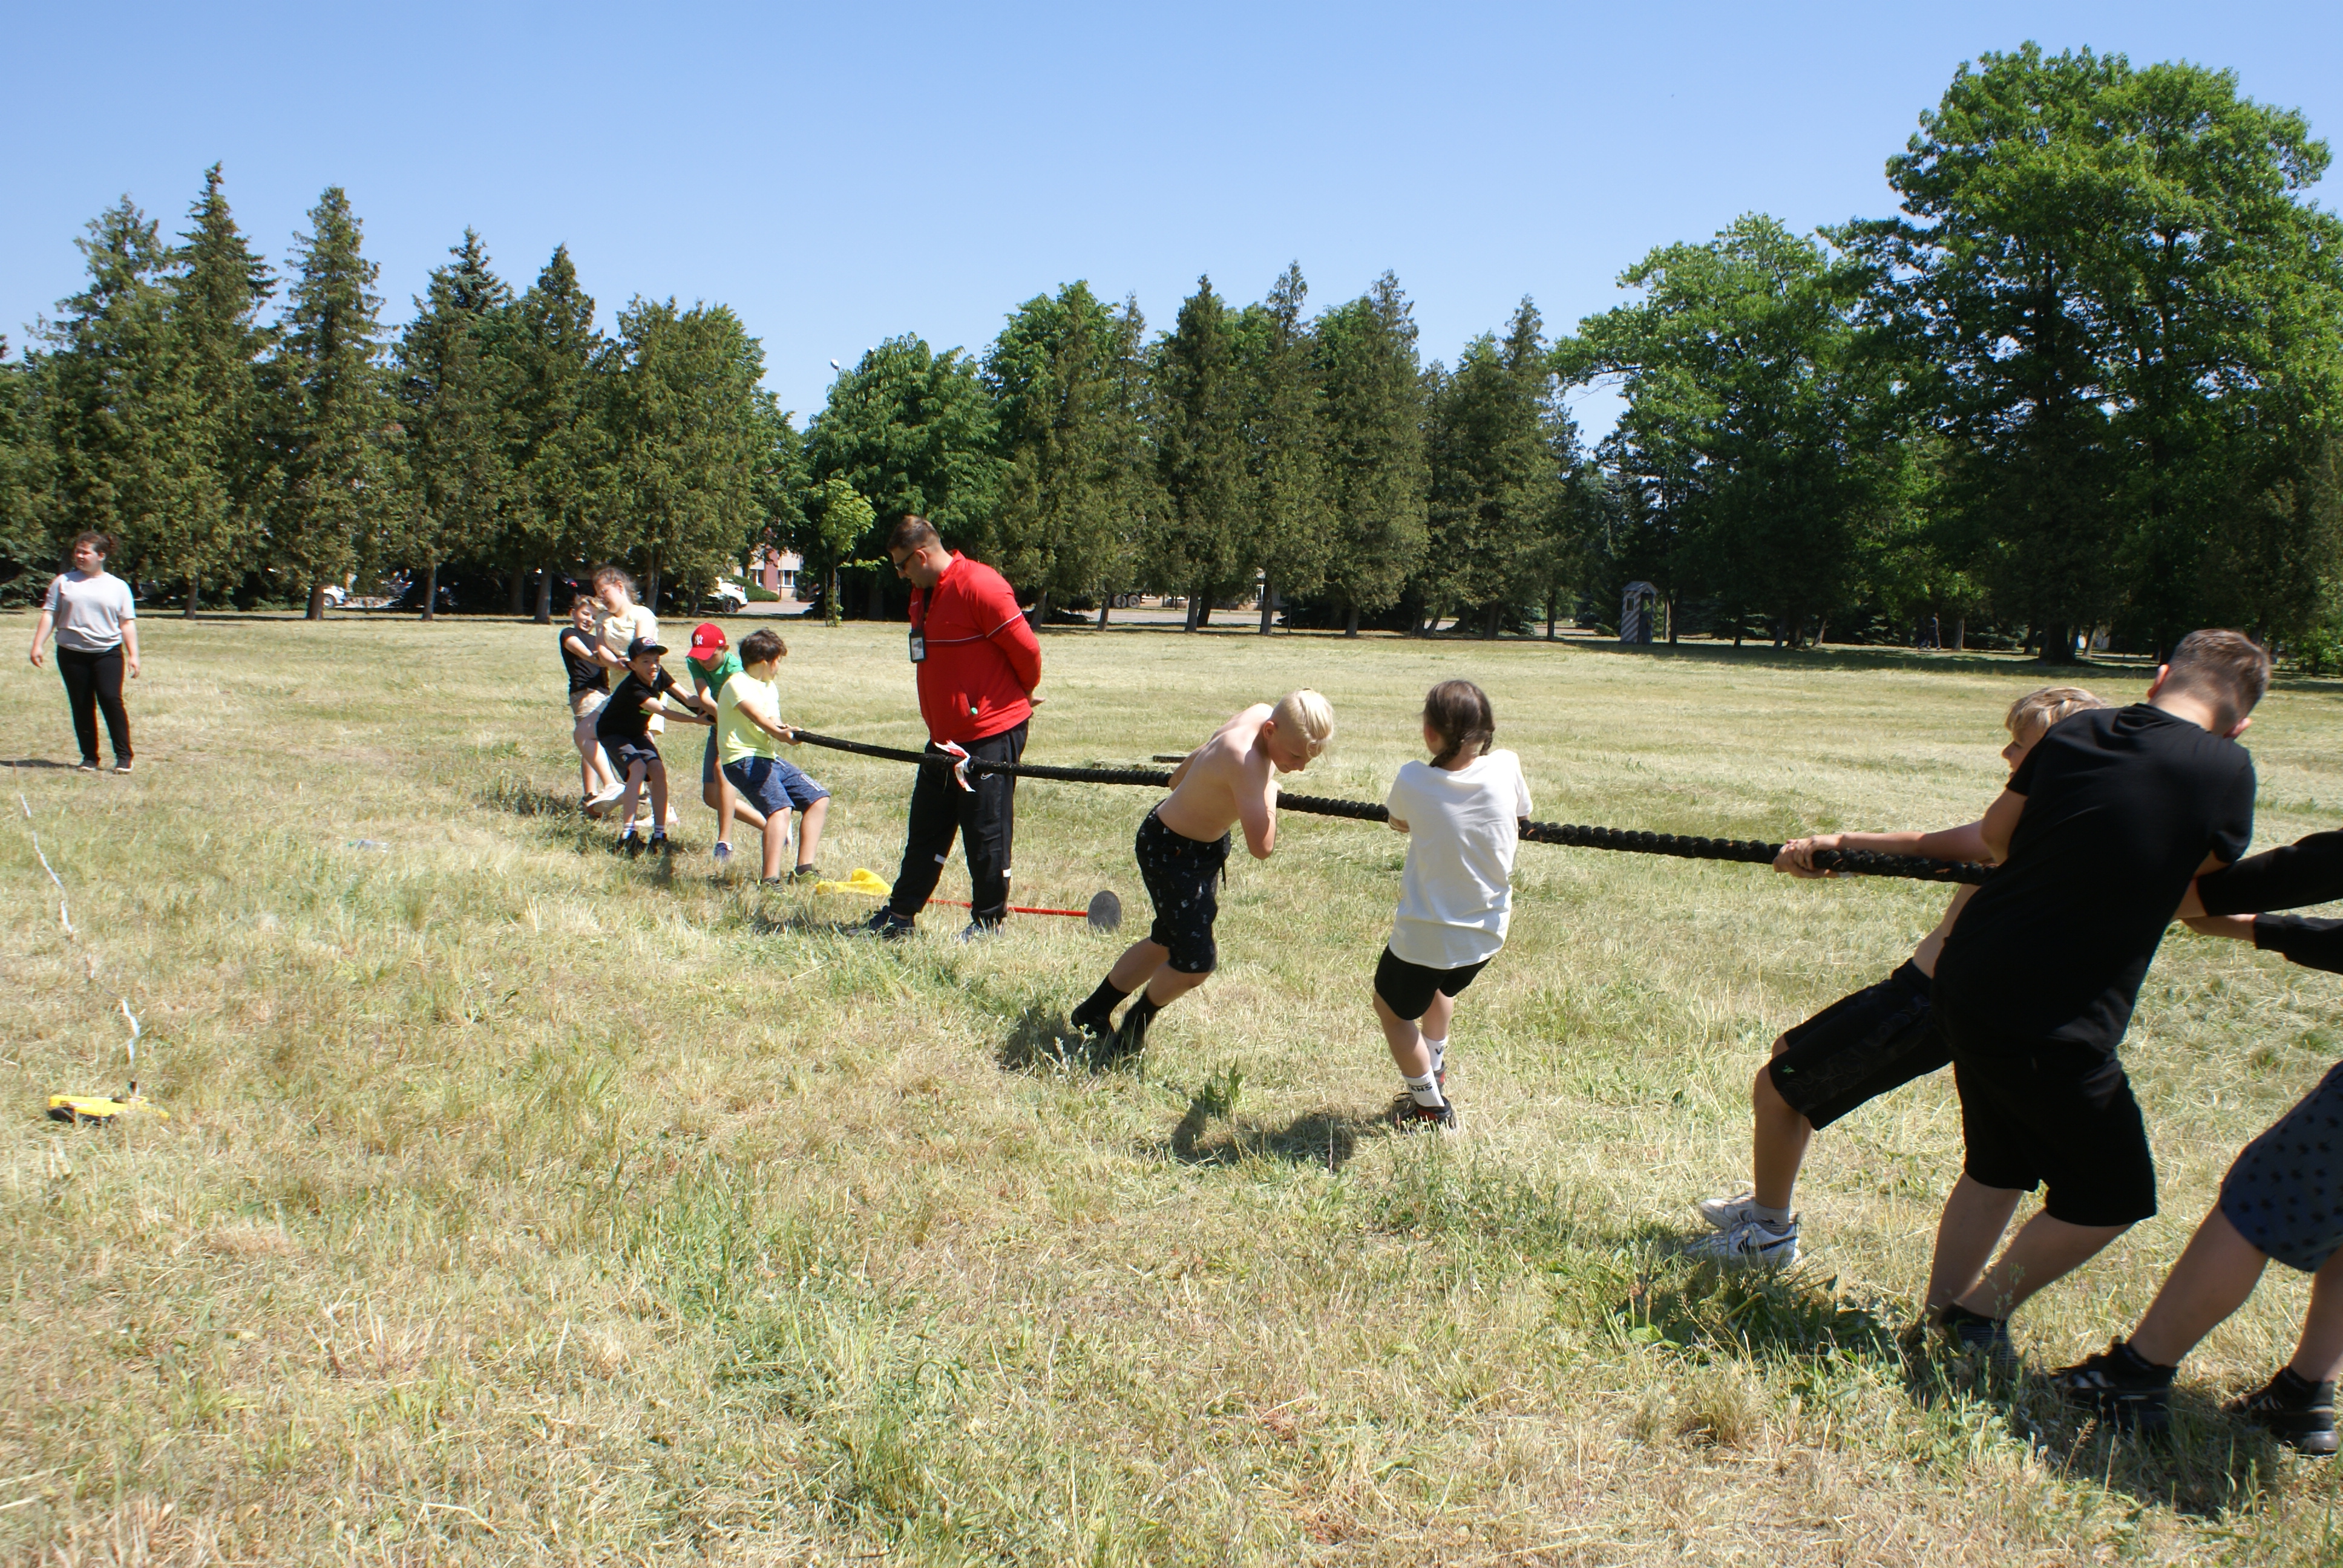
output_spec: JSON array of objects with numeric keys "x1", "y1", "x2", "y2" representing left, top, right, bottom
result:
[
  {"x1": 712, "y1": 841, "x2": 733, "y2": 869},
  {"x1": 584, "y1": 784, "x2": 625, "y2": 818},
  {"x1": 1686, "y1": 1217, "x2": 1800, "y2": 1269},
  {"x1": 1696, "y1": 1189, "x2": 1765, "y2": 1232}
]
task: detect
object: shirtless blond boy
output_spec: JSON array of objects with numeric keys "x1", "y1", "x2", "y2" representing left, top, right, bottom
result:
[{"x1": 1069, "y1": 690, "x2": 1335, "y2": 1059}]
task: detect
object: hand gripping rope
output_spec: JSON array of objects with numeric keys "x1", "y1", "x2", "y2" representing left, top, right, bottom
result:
[{"x1": 785, "y1": 730, "x2": 1991, "y2": 886}]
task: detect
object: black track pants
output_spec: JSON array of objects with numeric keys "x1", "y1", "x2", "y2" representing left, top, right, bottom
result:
[
  {"x1": 57, "y1": 645, "x2": 130, "y2": 765},
  {"x1": 888, "y1": 722, "x2": 1027, "y2": 926}
]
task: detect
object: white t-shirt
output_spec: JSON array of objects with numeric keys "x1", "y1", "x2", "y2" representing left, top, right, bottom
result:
[
  {"x1": 1384, "y1": 750, "x2": 1533, "y2": 970},
  {"x1": 44, "y1": 570, "x2": 137, "y2": 653}
]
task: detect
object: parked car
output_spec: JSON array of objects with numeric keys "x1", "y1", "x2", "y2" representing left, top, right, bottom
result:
[{"x1": 710, "y1": 578, "x2": 750, "y2": 610}]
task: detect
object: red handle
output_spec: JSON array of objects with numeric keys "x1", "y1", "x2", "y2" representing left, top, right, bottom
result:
[{"x1": 929, "y1": 897, "x2": 1088, "y2": 918}]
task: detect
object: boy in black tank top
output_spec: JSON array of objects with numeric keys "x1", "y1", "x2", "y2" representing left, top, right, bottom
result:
[{"x1": 562, "y1": 597, "x2": 621, "y2": 814}]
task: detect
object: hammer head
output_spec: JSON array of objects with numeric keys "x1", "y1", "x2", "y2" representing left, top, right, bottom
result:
[{"x1": 1086, "y1": 890, "x2": 1122, "y2": 932}]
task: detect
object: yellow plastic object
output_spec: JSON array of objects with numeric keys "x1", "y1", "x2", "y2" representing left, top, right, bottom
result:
[
  {"x1": 813, "y1": 867, "x2": 889, "y2": 898},
  {"x1": 48, "y1": 1092, "x2": 167, "y2": 1125}
]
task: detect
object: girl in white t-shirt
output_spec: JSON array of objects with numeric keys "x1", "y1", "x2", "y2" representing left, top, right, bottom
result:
[{"x1": 1374, "y1": 680, "x2": 1532, "y2": 1131}]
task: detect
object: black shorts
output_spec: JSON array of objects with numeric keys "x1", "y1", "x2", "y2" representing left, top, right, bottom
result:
[
  {"x1": 1767, "y1": 960, "x2": 1948, "y2": 1131},
  {"x1": 2220, "y1": 1060, "x2": 2343, "y2": 1273},
  {"x1": 605, "y1": 736, "x2": 661, "y2": 778},
  {"x1": 1136, "y1": 810, "x2": 1230, "y2": 974},
  {"x1": 1373, "y1": 947, "x2": 1490, "y2": 1021},
  {"x1": 1944, "y1": 1013, "x2": 2157, "y2": 1227}
]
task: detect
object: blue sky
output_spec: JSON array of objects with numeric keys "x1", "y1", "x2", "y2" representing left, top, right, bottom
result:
[{"x1": 5, "y1": 1, "x2": 2338, "y2": 439}]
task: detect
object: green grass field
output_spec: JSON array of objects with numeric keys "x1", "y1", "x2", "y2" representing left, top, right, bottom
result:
[{"x1": 7, "y1": 615, "x2": 2343, "y2": 1565}]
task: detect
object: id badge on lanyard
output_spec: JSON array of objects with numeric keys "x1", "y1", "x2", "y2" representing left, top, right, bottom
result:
[{"x1": 908, "y1": 630, "x2": 926, "y2": 664}]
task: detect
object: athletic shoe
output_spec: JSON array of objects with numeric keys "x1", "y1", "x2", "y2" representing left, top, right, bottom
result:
[
  {"x1": 1069, "y1": 1000, "x2": 1116, "y2": 1043},
  {"x1": 854, "y1": 908, "x2": 914, "y2": 941},
  {"x1": 712, "y1": 841, "x2": 733, "y2": 867},
  {"x1": 1932, "y1": 1304, "x2": 2019, "y2": 1376},
  {"x1": 2226, "y1": 1368, "x2": 2339, "y2": 1455},
  {"x1": 584, "y1": 784, "x2": 625, "y2": 818},
  {"x1": 76, "y1": 758, "x2": 99, "y2": 773},
  {"x1": 1101, "y1": 1002, "x2": 1155, "y2": 1063},
  {"x1": 1391, "y1": 1099, "x2": 1457, "y2": 1133},
  {"x1": 111, "y1": 759, "x2": 133, "y2": 775},
  {"x1": 957, "y1": 920, "x2": 1000, "y2": 944},
  {"x1": 650, "y1": 834, "x2": 671, "y2": 855},
  {"x1": 620, "y1": 832, "x2": 645, "y2": 858},
  {"x1": 2050, "y1": 1341, "x2": 2173, "y2": 1436},
  {"x1": 1696, "y1": 1189, "x2": 1768, "y2": 1233},
  {"x1": 790, "y1": 864, "x2": 821, "y2": 881},
  {"x1": 1686, "y1": 1216, "x2": 1800, "y2": 1268}
]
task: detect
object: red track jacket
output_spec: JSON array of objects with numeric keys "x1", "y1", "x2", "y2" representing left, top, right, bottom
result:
[{"x1": 911, "y1": 553, "x2": 1042, "y2": 745}]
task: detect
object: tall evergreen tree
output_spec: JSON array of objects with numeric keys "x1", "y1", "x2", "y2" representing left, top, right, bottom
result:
[
  {"x1": 986, "y1": 281, "x2": 1151, "y2": 624},
  {"x1": 1152, "y1": 276, "x2": 1248, "y2": 629},
  {"x1": 1233, "y1": 264, "x2": 1332, "y2": 633},
  {"x1": 393, "y1": 229, "x2": 515, "y2": 621},
  {"x1": 503, "y1": 244, "x2": 603, "y2": 621},
  {"x1": 1312, "y1": 272, "x2": 1429, "y2": 635},
  {"x1": 598, "y1": 298, "x2": 767, "y2": 609},
  {"x1": 806, "y1": 335, "x2": 1004, "y2": 614},
  {"x1": 42, "y1": 198, "x2": 214, "y2": 585},
  {"x1": 0, "y1": 338, "x2": 46, "y2": 579},
  {"x1": 1421, "y1": 300, "x2": 1573, "y2": 637},
  {"x1": 274, "y1": 187, "x2": 396, "y2": 619},
  {"x1": 167, "y1": 165, "x2": 275, "y2": 615}
]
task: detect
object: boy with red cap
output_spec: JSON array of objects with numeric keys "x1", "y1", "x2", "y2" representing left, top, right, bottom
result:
[
  {"x1": 860, "y1": 515, "x2": 1043, "y2": 941},
  {"x1": 684, "y1": 621, "x2": 767, "y2": 867}
]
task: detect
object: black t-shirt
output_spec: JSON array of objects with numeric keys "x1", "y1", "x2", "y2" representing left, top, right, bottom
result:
[
  {"x1": 1935, "y1": 704, "x2": 2255, "y2": 1053},
  {"x1": 561, "y1": 627, "x2": 608, "y2": 696},
  {"x1": 595, "y1": 667, "x2": 679, "y2": 743}
]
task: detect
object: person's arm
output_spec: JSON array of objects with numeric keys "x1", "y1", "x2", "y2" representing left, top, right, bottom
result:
[
  {"x1": 2247, "y1": 914, "x2": 2343, "y2": 975},
  {"x1": 741, "y1": 690, "x2": 796, "y2": 744},
  {"x1": 1238, "y1": 760, "x2": 1277, "y2": 860},
  {"x1": 978, "y1": 575, "x2": 1044, "y2": 693},
  {"x1": 1974, "y1": 788, "x2": 2026, "y2": 864},
  {"x1": 1775, "y1": 820, "x2": 1994, "y2": 878},
  {"x1": 2195, "y1": 832, "x2": 2343, "y2": 918},
  {"x1": 122, "y1": 617, "x2": 140, "y2": 678},
  {"x1": 28, "y1": 606, "x2": 53, "y2": 667}
]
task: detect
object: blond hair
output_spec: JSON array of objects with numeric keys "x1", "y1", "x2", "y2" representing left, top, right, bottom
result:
[
  {"x1": 1270, "y1": 689, "x2": 1335, "y2": 757},
  {"x1": 2005, "y1": 684, "x2": 2105, "y2": 743}
]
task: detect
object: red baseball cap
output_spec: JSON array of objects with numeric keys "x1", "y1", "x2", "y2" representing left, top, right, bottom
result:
[{"x1": 688, "y1": 622, "x2": 728, "y2": 660}]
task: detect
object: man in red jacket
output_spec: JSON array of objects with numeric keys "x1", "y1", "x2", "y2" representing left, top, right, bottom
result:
[{"x1": 862, "y1": 515, "x2": 1044, "y2": 940}]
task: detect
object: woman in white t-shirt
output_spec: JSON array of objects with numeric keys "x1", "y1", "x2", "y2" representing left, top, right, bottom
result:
[
  {"x1": 28, "y1": 532, "x2": 141, "y2": 773},
  {"x1": 1374, "y1": 680, "x2": 1532, "y2": 1131}
]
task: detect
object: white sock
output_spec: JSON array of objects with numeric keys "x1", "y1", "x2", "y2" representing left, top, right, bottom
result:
[
  {"x1": 1424, "y1": 1036, "x2": 1447, "y2": 1073},
  {"x1": 1402, "y1": 1071, "x2": 1445, "y2": 1108},
  {"x1": 1751, "y1": 1201, "x2": 1793, "y2": 1228}
]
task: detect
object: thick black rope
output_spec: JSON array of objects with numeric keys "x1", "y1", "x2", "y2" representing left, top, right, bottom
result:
[{"x1": 788, "y1": 729, "x2": 1991, "y2": 885}]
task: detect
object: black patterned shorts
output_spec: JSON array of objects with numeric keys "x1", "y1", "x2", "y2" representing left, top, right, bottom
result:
[
  {"x1": 1136, "y1": 810, "x2": 1230, "y2": 974},
  {"x1": 2221, "y1": 1060, "x2": 2343, "y2": 1273}
]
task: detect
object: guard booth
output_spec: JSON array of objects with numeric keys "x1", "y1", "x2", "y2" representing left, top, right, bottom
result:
[{"x1": 1620, "y1": 581, "x2": 1659, "y2": 645}]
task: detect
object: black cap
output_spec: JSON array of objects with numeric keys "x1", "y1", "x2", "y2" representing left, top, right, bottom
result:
[{"x1": 626, "y1": 636, "x2": 667, "y2": 658}]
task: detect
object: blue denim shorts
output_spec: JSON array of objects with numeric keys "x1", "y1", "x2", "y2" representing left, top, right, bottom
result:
[{"x1": 721, "y1": 754, "x2": 830, "y2": 815}]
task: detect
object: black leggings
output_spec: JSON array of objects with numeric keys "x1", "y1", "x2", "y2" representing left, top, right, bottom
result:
[{"x1": 57, "y1": 645, "x2": 131, "y2": 765}]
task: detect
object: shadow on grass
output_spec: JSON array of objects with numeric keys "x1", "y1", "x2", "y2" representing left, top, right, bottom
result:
[
  {"x1": 3, "y1": 757, "x2": 83, "y2": 771},
  {"x1": 997, "y1": 1005, "x2": 1093, "y2": 1073},
  {"x1": 1167, "y1": 1106, "x2": 1369, "y2": 1171},
  {"x1": 479, "y1": 774, "x2": 580, "y2": 818},
  {"x1": 1620, "y1": 1261, "x2": 1901, "y2": 1364}
]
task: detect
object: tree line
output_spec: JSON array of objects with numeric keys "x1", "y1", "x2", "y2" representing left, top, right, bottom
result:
[{"x1": 5, "y1": 45, "x2": 2341, "y2": 662}]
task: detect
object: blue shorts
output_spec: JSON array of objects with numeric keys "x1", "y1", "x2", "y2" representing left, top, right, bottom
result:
[
  {"x1": 2221, "y1": 1060, "x2": 2343, "y2": 1273},
  {"x1": 606, "y1": 736, "x2": 661, "y2": 779},
  {"x1": 721, "y1": 754, "x2": 830, "y2": 817}
]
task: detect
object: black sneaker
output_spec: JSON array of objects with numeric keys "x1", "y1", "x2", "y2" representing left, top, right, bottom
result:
[
  {"x1": 2050, "y1": 1340, "x2": 2172, "y2": 1436},
  {"x1": 1933, "y1": 1303, "x2": 2019, "y2": 1376},
  {"x1": 855, "y1": 908, "x2": 914, "y2": 941},
  {"x1": 1391, "y1": 1099, "x2": 1457, "y2": 1133},
  {"x1": 111, "y1": 758, "x2": 133, "y2": 775},
  {"x1": 650, "y1": 834, "x2": 671, "y2": 855},
  {"x1": 2227, "y1": 1368, "x2": 2339, "y2": 1455},
  {"x1": 76, "y1": 758, "x2": 100, "y2": 773},
  {"x1": 1069, "y1": 1000, "x2": 1116, "y2": 1044},
  {"x1": 1100, "y1": 1001, "x2": 1155, "y2": 1063},
  {"x1": 620, "y1": 832, "x2": 645, "y2": 858}
]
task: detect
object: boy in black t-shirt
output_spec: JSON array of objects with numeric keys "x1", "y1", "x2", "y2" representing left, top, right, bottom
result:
[
  {"x1": 593, "y1": 637, "x2": 711, "y2": 856},
  {"x1": 1922, "y1": 629, "x2": 2268, "y2": 1365}
]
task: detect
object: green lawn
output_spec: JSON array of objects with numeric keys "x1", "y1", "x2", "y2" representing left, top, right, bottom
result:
[{"x1": 6, "y1": 615, "x2": 2343, "y2": 1564}]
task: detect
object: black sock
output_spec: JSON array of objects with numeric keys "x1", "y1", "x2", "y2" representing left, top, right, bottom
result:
[
  {"x1": 2112, "y1": 1339, "x2": 2175, "y2": 1378},
  {"x1": 1938, "y1": 1302, "x2": 2002, "y2": 1328},
  {"x1": 2276, "y1": 1365, "x2": 2330, "y2": 1400},
  {"x1": 1072, "y1": 977, "x2": 1129, "y2": 1029},
  {"x1": 1119, "y1": 991, "x2": 1164, "y2": 1043}
]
